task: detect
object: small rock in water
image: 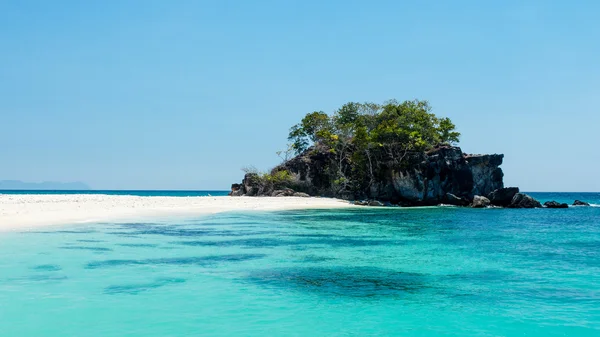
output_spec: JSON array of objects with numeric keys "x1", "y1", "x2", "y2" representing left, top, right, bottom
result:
[
  {"x1": 488, "y1": 187, "x2": 519, "y2": 207},
  {"x1": 508, "y1": 193, "x2": 542, "y2": 208},
  {"x1": 573, "y1": 200, "x2": 590, "y2": 206},
  {"x1": 471, "y1": 195, "x2": 491, "y2": 208},
  {"x1": 543, "y1": 201, "x2": 569, "y2": 209}
]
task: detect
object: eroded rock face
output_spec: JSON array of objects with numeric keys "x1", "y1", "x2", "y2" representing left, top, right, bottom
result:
[
  {"x1": 509, "y1": 193, "x2": 542, "y2": 208},
  {"x1": 573, "y1": 200, "x2": 590, "y2": 206},
  {"x1": 243, "y1": 173, "x2": 260, "y2": 196},
  {"x1": 375, "y1": 147, "x2": 504, "y2": 205},
  {"x1": 544, "y1": 201, "x2": 569, "y2": 208},
  {"x1": 465, "y1": 154, "x2": 505, "y2": 198},
  {"x1": 229, "y1": 183, "x2": 243, "y2": 196},
  {"x1": 232, "y1": 145, "x2": 511, "y2": 207},
  {"x1": 443, "y1": 193, "x2": 470, "y2": 206},
  {"x1": 471, "y1": 195, "x2": 491, "y2": 208},
  {"x1": 270, "y1": 145, "x2": 504, "y2": 206},
  {"x1": 488, "y1": 187, "x2": 519, "y2": 207}
]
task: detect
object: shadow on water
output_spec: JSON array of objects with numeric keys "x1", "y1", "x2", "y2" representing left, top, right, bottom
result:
[
  {"x1": 116, "y1": 243, "x2": 160, "y2": 248},
  {"x1": 60, "y1": 246, "x2": 112, "y2": 252},
  {"x1": 171, "y1": 238, "x2": 286, "y2": 248},
  {"x1": 286, "y1": 233, "x2": 341, "y2": 238},
  {"x1": 104, "y1": 277, "x2": 186, "y2": 295},
  {"x1": 85, "y1": 253, "x2": 267, "y2": 269},
  {"x1": 295, "y1": 255, "x2": 336, "y2": 263},
  {"x1": 104, "y1": 233, "x2": 143, "y2": 238},
  {"x1": 104, "y1": 222, "x2": 283, "y2": 238},
  {"x1": 295, "y1": 237, "x2": 398, "y2": 247},
  {"x1": 31, "y1": 264, "x2": 62, "y2": 272},
  {"x1": 246, "y1": 266, "x2": 427, "y2": 298},
  {"x1": 25, "y1": 229, "x2": 98, "y2": 234},
  {"x1": 25, "y1": 274, "x2": 68, "y2": 282},
  {"x1": 170, "y1": 237, "x2": 398, "y2": 249}
]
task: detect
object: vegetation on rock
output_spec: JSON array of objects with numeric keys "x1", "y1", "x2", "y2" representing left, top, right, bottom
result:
[
  {"x1": 239, "y1": 166, "x2": 294, "y2": 196},
  {"x1": 285, "y1": 99, "x2": 461, "y2": 197},
  {"x1": 232, "y1": 99, "x2": 537, "y2": 207}
]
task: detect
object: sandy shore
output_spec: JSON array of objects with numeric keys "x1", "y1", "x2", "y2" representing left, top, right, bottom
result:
[{"x1": 0, "y1": 194, "x2": 356, "y2": 230}]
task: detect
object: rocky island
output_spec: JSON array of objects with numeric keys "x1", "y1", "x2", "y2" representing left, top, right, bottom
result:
[{"x1": 230, "y1": 99, "x2": 581, "y2": 208}]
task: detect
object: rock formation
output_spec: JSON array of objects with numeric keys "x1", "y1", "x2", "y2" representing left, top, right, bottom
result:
[
  {"x1": 231, "y1": 145, "x2": 544, "y2": 209},
  {"x1": 471, "y1": 195, "x2": 491, "y2": 208},
  {"x1": 544, "y1": 201, "x2": 569, "y2": 208},
  {"x1": 573, "y1": 200, "x2": 590, "y2": 206},
  {"x1": 229, "y1": 183, "x2": 243, "y2": 196},
  {"x1": 488, "y1": 187, "x2": 519, "y2": 207},
  {"x1": 271, "y1": 145, "x2": 504, "y2": 206},
  {"x1": 508, "y1": 193, "x2": 542, "y2": 208},
  {"x1": 443, "y1": 193, "x2": 470, "y2": 206}
]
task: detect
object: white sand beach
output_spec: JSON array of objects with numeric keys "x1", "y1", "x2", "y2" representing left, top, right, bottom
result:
[{"x1": 0, "y1": 194, "x2": 356, "y2": 230}]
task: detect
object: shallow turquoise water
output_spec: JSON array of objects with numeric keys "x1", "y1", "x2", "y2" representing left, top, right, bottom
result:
[{"x1": 1, "y1": 193, "x2": 599, "y2": 336}]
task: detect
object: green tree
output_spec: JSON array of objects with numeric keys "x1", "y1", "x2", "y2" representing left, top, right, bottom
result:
[
  {"x1": 288, "y1": 111, "x2": 333, "y2": 154},
  {"x1": 285, "y1": 99, "x2": 460, "y2": 195},
  {"x1": 438, "y1": 117, "x2": 460, "y2": 144}
]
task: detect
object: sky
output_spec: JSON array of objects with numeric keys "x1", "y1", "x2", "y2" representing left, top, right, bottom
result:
[{"x1": 1, "y1": 0, "x2": 599, "y2": 191}]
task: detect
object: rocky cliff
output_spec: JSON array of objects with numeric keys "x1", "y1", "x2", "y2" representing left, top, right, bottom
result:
[
  {"x1": 231, "y1": 145, "x2": 520, "y2": 206},
  {"x1": 365, "y1": 146, "x2": 504, "y2": 205},
  {"x1": 274, "y1": 145, "x2": 503, "y2": 205}
]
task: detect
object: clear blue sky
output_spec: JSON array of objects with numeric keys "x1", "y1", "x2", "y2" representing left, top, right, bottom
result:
[{"x1": 1, "y1": 0, "x2": 598, "y2": 191}]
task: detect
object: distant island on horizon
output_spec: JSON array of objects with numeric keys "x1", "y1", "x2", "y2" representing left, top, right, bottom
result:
[{"x1": 0, "y1": 180, "x2": 91, "y2": 190}]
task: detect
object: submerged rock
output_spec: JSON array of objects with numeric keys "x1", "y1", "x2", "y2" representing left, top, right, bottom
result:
[
  {"x1": 573, "y1": 200, "x2": 590, "y2": 206},
  {"x1": 471, "y1": 195, "x2": 491, "y2": 208},
  {"x1": 508, "y1": 193, "x2": 542, "y2": 208},
  {"x1": 544, "y1": 201, "x2": 569, "y2": 208},
  {"x1": 488, "y1": 187, "x2": 519, "y2": 207}
]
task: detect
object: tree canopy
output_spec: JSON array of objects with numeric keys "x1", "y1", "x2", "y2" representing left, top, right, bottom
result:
[
  {"x1": 288, "y1": 99, "x2": 460, "y2": 155},
  {"x1": 285, "y1": 99, "x2": 461, "y2": 196}
]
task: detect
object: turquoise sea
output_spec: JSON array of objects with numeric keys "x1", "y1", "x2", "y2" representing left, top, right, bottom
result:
[{"x1": 1, "y1": 192, "x2": 599, "y2": 336}]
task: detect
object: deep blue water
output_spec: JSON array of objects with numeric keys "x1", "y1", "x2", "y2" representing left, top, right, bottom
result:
[
  {"x1": 0, "y1": 192, "x2": 598, "y2": 336},
  {"x1": 528, "y1": 192, "x2": 599, "y2": 205}
]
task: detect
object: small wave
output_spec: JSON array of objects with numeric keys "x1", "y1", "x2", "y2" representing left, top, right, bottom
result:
[
  {"x1": 437, "y1": 204, "x2": 457, "y2": 207},
  {"x1": 570, "y1": 203, "x2": 600, "y2": 208}
]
